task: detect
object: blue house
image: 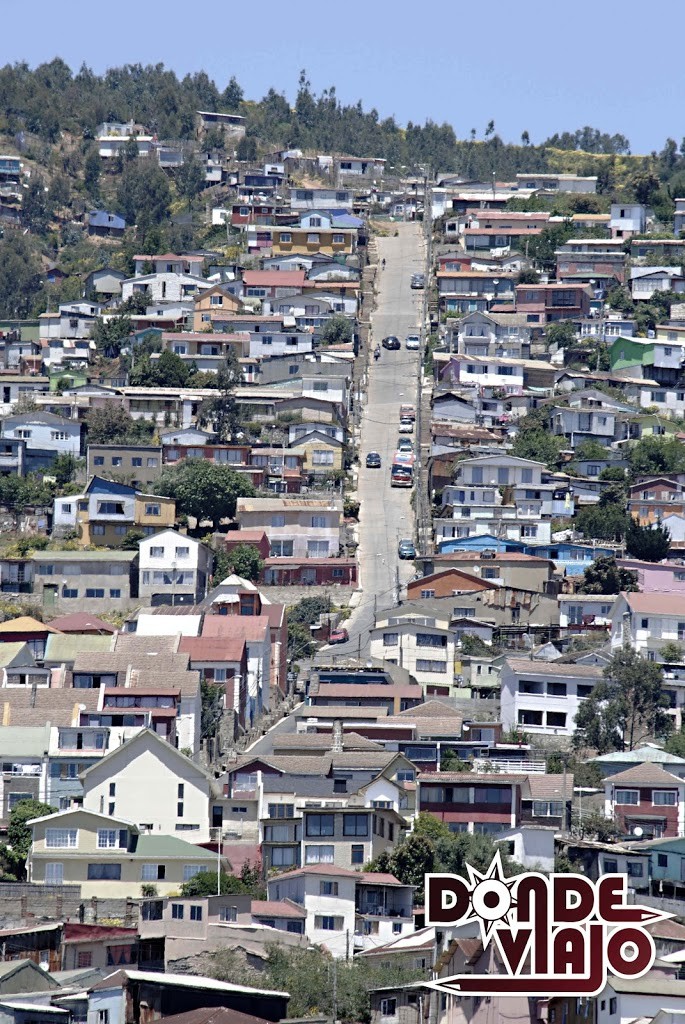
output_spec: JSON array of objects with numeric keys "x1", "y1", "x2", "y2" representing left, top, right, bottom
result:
[
  {"x1": 88, "y1": 210, "x2": 126, "y2": 238},
  {"x1": 642, "y1": 836, "x2": 685, "y2": 895},
  {"x1": 521, "y1": 542, "x2": 616, "y2": 576},
  {"x1": 437, "y1": 533, "x2": 524, "y2": 555}
]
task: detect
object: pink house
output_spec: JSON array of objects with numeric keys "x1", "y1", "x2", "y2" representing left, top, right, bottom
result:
[{"x1": 617, "y1": 557, "x2": 685, "y2": 594}]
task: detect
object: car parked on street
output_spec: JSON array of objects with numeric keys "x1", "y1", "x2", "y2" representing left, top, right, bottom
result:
[
  {"x1": 382, "y1": 335, "x2": 401, "y2": 350},
  {"x1": 398, "y1": 417, "x2": 414, "y2": 433},
  {"x1": 397, "y1": 437, "x2": 413, "y2": 452},
  {"x1": 366, "y1": 451, "x2": 382, "y2": 468},
  {"x1": 328, "y1": 627, "x2": 349, "y2": 645},
  {"x1": 398, "y1": 539, "x2": 416, "y2": 559},
  {"x1": 405, "y1": 334, "x2": 420, "y2": 350},
  {"x1": 411, "y1": 273, "x2": 425, "y2": 289}
]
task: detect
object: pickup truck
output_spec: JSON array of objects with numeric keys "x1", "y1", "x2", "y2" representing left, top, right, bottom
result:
[{"x1": 399, "y1": 403, "x2": 416, "y2": 421}]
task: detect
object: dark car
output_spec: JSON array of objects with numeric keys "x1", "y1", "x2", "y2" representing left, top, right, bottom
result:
[
  {"x1": 328, "y1": 627, "x2": 349, "y2": 645},
  {"x1": 398, "y1": 539, "x2": 416, "y2": 559},
  {"x1": 411, "y1": 273, "x2": 426, "y2": 289},
  {"x1": 366, "y1": 452, "x2": 382, "y2": 468},
  {"x1": 382, "y1": 335, "x2": 401, "y2": 350}
]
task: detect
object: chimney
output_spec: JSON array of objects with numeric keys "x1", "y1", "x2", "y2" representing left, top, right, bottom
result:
[{"x1": 332, "y1": 720, "x2": 343, "y2": 753}]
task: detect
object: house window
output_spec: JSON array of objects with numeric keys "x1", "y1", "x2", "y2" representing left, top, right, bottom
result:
[
  {"x1": 91, "y1": 525, "x2": 106, "y2": 537},
  {"x1": 98, "y1": 1012, "x2": 109, "y2": 1024},
  {"x1": 658, "y1": 853, "x2": 668, "y2": 868},
  {"x1": 183, "y1": 864, "x2": 206, "y2": 881},
  {"x1": 98, "y1": 829, "x2": 126, "y2": 849},
  {"x1": 307, "y1": 234, "x2": 320, "y2": 244},
  {"x1": 383, "y1": 633, "x2": 399, "y2": 646},
  {"x1": 77, "y1": 951, "x2": 92, "y2": 968},
  {"x1": 190, "y1": 905, "x2": 203, "y2": 921},
  {"x1": 627, "y1": 862, "x2": 644, "y2": 878},
  {"x1": 315, "y1": 915, "x2": 343, "y2": 930},
  {"x1": 141, "y1": 864, "x2": 166, "y2": 881},
  {"x1": 615, "y1": 790, "x2": 639, "y2": 805},
  {"x1": 351, "y1": 844, "x2": 364, "y2": 865},
  {"x1": 343, "y1": 813, "x2": 368, "y2": 836},
  {"x1": 311, "y1": 515, "x2": 327, "y2": 528},
  {"x1": 220, "y1": 906, "x2": 237, "y2": 922},
  {"x1": 171, "y1": 903, "x2": 184, "y2": 919},
  {"x1": 94, "y1": 457, "x2": 105, "y2": 466},
  {"x1": 85, "y1": 588, "x2": 105, "y2": 598},
  {"x1": 270, "y1": 540, "x2": 293, "y2": 556},
  {"x1": 280, "y1": 233, "x2": 292, "y2": 243},
  {"x1": 62, "y1": 587, "x2": 78, "y2": 599},
  {"x1": 46, "y1": 829, "x2": 78, "y2": 848},
  {"x1": 87, "y1": 863, "x2": 122, "y2": 880},
  {"x1": 145, "y1": 504, "x2": 161, "y2": 516},
  {"x1": 306, "y1": 813, "x2": 334, "y2": 837},
  {"x1": 332, "y1": 234, "x2": 345, "y2": 244},
  {"x1": 268, "y1": 804, "x2": 294, "y2": 819},
  {"x1": 45, "y1": 863, "x2": 64, "y2": 885},
  {"x1": 653, "y1": 790, "x2": 677, "y2": 805},
  {"x1": 304, "y1": 845, "x2": 334, "y2": 864},
  {"x1": 320, "y1": 881, "x2": 339, "y2": 896},
  {"x1": 132, "y1": 458, "x2": 142, "y2": 467},
  {"x1": 380, "y1": 999, "x2": 397, "y2": 1017},
  {"x1": 604, "y1": 859, "x2": 618, "y2": 873}
]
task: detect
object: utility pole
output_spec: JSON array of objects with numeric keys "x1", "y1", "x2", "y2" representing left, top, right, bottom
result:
[{"x1": 332, "y1": 957, "x2": 338, "y2": 1023}]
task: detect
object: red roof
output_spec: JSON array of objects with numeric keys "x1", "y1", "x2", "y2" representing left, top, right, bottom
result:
[
  {"x1": 242, "y1": 270, "x2": 306, "y2": 288},
  {"x1": 179, "y1": 636, "x2": 246, "y2": 662},
  {"x1": 202, "y1": 616, "x2": 270, "y2": 642},
  {"x1": 251, "y1": 899, "x2": 306, "y2": 919},
  {"x1": 47, "y1": 613, "x2": 116, "y2": 634},
  {"x1": 263, "y1": 557, "x2": 357, "y2": 566}
]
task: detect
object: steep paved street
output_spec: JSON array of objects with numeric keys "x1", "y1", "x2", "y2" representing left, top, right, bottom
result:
[{"x1": 327, "y1": 222, "x2": 426, "y2": 658}]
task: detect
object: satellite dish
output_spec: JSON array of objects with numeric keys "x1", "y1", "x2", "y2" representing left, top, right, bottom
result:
[{"x1": 632, "y1": 826, "x2": 644, "y2": 837}]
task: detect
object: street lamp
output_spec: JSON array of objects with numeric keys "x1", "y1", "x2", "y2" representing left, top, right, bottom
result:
[{"x1": 211, "y1": 825, "x2": 222, "y2": 894}]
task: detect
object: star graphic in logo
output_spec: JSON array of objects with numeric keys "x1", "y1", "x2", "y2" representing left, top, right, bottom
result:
[{"x1": 462, "y1": 849, "x2": 518, "y2": 947}]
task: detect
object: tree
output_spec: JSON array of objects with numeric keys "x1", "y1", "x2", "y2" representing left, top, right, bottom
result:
[
  {"x1": 512, "y1": 428, "x2": 563, "y2": 469},
  {"x1": 626, "y1": 518, "x2": 671, "y2": 562},
  {"x1": 2, "y1": 798, "x2": 55, "y2": 878},
  {"x1": 155, "y1": 459, "x2": 255, "y2": 526},
  {"x1": 181, "y1": 868, "x2": 264, "y2": 898},
  {"x1": 440, "y1": 748, "x2": 472, "y2": 772},
  {"x1": 130, "y1": 350, "x2": 191, "y2": 388},
  {"x1": 86, "y1": 406, "x2": 154, "y2": 445},
  {"x1": 223, "y1": 544, "x2": 263, "y2": 582},
  {"x1": 91, "y1": 313, "x2": 132, "y2": 358},
  {"x1": 201, "y1": 680, "x2": 224, "y2": 740},
  {"x1": 50, "y1": 452, "x2": 79, "y2": 487},
  {"x1": 544, "y1": 320, "x2": 577, "y2": 348},
  {"x1": 84, "y1": 146, "x2": 101, "y2": 197},
  {"x1": 116, "y1": 160, "x2": 171, "y2": 243},
  {"x1": 22, "y1": 174, "x2": 52, "y2": 233},
  {"x1": 575, "y1": 439, "x2": 609, "y2": 461},
  {"x1": 197, "y1": 351, "x2": 243, "y2": 442},
  {"x1": 577, "y1": 556, "x2": 638, "y2": 595},
  {"x1": 175, "y1": 155, "x2": 206, "y2": 206},
  {"x1": 222, "y1": 76, "x2": 244, "y2": 110},
  {"x1": 369, "y1": 832, "x2": 435, "y2": 903},
  {"x1": 517, "y1": 268, "x2": 539, "y2": 284},
  {"x1": 573, "y1": 645, "x2": 672, "y2": 753},
  {"x1": 0, "y1": 234, "x2": 43, "y2": 318},
  {"x1": 661, "y1": 641, "x2": 685, "y2": 664},
  {"x1": 629, "y1": 436, "x2": 685, "y2": 478},
  {"x1": 320, "y1": 315, "x2": 353, "y2": 346}
]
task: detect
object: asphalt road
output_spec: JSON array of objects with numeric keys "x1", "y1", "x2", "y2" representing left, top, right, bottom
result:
[{"x1": 325, "y1": 222, "x2": 426, "y2": 658}]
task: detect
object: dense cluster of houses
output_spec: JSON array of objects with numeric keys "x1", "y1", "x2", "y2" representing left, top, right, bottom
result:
[{"x1": 5, "y1": 125, "x2": 685, "y2": 1024}]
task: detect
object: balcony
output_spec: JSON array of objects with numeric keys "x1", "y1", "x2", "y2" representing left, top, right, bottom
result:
[{"x1": 355, "y1": 904, "x2": 410, "y2": 918}]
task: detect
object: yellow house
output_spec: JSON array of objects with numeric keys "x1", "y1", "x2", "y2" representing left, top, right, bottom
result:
[
  {"x1": 289, "y1": 431, "x2": 344, "y2": 475},
  {"x1": 193, "y1": 285, "x2": 244, "y2": 332},
  {"x1": 263, "y1": 226, "x2": 357, "y2": 257},
  {"x1": 60, "y1": 477, "x2": 176, "y2": 547},
  {"x1": 28, "y1": 807, "x2": 221, "y2": 898}
]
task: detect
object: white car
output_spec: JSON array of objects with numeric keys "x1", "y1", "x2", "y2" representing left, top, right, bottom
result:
[
  {"x1": 398, "y1": 417, "x2": 414, "y2": 433},
  {"x1": 405, "y1": 334, "x2": 420, "y2": 350}
]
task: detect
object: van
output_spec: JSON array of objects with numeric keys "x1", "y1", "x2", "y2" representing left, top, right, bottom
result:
[{"x1": 399, "y1": 404, "x2": 416, "y2": 421}]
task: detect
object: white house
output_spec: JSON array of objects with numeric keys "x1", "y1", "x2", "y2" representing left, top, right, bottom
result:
[
  {"x1": 370, "y1": 605, "x2": 457, "y2": 699},
  {"x1": 236, "y1": 497, "x2": 343, "y2": 559},
  {"x1": 1, "y1": 411, "x2": 82, "y2": 456},
  {"x1": 610, "y1": 203, "x2": 648, "y2": 238},
  {"x1": 610, "y1": 592, "x2": 685, "y2": 656},
  {"x1": 499, "y1": 658, "x2": 603, "y2": 738},
  {"x1": 267, "y1": 865, "x2": 414, "y2": 958},
  {"x1": 81, "y1": 728, "x2": 221, "y2": 842},
  {"x1": 138, "y1": 530, "x2": 212, "y2": 607},
  {"x1": 122, "y1": 273, "x2": 212, "y2": 305},
  {"x1": 558, "y1": 594, "x2": 616, "y2": 629},
  {"x1": 595, "y1": 974, "x2": 685, "y2": 1024}
]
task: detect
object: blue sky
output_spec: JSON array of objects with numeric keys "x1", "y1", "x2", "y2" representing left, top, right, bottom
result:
[{"x1": 5, "y1": 0, "x2": 685, "y2": 155}]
